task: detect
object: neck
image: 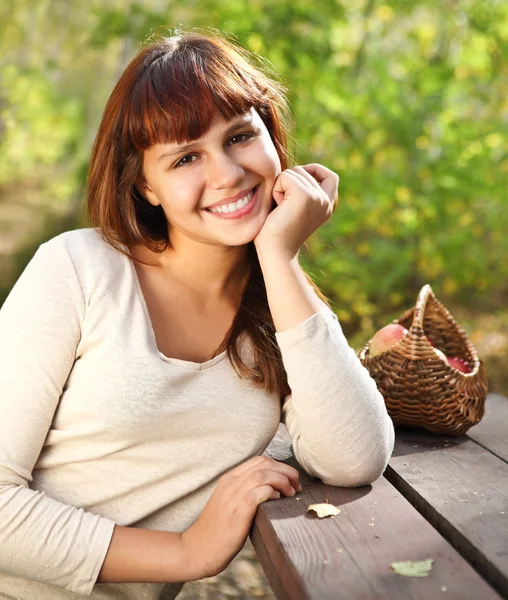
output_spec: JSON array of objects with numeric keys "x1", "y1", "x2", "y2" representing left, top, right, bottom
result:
[{"x1": 131, "y1": 237, "x2": 250, "y2": 304}]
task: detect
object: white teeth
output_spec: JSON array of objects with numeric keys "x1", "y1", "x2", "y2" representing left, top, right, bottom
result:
[{"x1": 209, "y1": 189, "x2": 255, "y2": 214}]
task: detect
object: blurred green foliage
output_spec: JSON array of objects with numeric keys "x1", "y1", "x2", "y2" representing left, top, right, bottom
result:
[{"x1": 1, "y1": 0, "x2": 507, "y2": 338}]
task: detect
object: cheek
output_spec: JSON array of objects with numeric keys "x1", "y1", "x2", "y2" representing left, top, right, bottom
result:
[
  {"x1": 255, "y1": 140, "x2": 282, "y2": 177},
  {"x1": 162, "y1": 177, "x2": 204, "y2": 210}
]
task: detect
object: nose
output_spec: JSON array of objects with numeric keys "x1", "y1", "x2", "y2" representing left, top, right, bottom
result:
[{"x1": 207, "y1": 150, "x2": 245, "y2": 190}]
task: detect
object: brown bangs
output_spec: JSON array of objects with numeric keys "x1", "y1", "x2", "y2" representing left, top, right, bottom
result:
[{"x1": 127, "y1": 36, "x2": 272, "y2": 151}]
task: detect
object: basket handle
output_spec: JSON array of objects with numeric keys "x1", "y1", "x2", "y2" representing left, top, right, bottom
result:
[{"x1": 410, "y1": 284, "x2": 434, "y2": 331}]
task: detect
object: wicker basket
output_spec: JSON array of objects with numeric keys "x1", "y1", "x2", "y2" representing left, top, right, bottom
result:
[{"x1": 358, "y1": 284, "x2": 488, "y2": 436}]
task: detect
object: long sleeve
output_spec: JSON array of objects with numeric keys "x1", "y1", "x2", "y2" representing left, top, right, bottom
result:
[
  {"x1": 276, "y1": 305, "x2": 395, "y2": 488},
  {"x1": 0, "y1": 239, "x2": 116, "y2": 596}
]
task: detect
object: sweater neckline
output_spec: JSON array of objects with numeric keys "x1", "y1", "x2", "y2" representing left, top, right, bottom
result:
[{"x1": 124, "y1": 249, "x2": 228, "y2": 371}]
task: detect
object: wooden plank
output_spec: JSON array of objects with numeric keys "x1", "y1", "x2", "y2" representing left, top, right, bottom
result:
[
  {"x1": 251, "y1": 515, "x2": 308, "y2": 600},
  {"x1": 386, "y1": 427, "x2": 508, "y2": 599},
  {"x1": 251, "y1": 455, "x2": 500, "y2": 599},
  {"x1": 467, "y1": 393, "x2": 508, "y2": 464}
]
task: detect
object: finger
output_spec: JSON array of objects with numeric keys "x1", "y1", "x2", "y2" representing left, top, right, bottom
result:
[
  {"x1": 292, "y1": 165, "x2": 321, "y2": 190},
  {"x1": 235, "y1": 484, "x2": 280, "y2": 519},
  {"x1": 234, "y1": 465, "x2": 300, "y2": 499},
  {"x1": 235, "y1": 456, "x2": 301, "y2": 491},
  {"x1": 237, "y1": 469, "x2": 297, "y2": 501},
  {"x1": 284, "y1": 168, "x2": 339, "y2": 220},
  {"x1": 289, "y1": 167, "x2": 336, "y2": 214},
  {"x1": 272, "y1": 168, "x2": 311, "y2": 195},
  {"x1": 269, "y1": 489, "x2": 281, "y2": 500},
  {"x1": 284, "y1": 168, "x2": 315, "y2": 191},
  {"x1": 223, "y1": 455, "x2": 270, "y2": 480},
  {"x1": 223, "y1": 455, "x2": 297, "y2": 488},
  {"x1": 301, "y1": 163, "x2": 337, "y2": 183},
  {"x1": 301, "y1": 163, "x2": 339, "y2": 202}
]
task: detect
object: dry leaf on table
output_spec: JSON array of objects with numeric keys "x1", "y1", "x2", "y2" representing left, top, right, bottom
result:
[
  {"x1": 307, "y1": 503, "x2": 341, "y2": 518},
  {"x1": 390, "y1": 559, "x2": 434, "y2": 577}
]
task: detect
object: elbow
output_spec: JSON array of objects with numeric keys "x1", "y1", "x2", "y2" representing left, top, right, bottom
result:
[
  {"x1": 317, "y1": 453, "x2": 390, "y2": 488},
  {"x1": 325, "y1": 453, "x2": 390, "y2": 488},
  {"x1": 298, "y1": 426, "x2": 395, "y2": 489},
  {"x1": 340, "y1": 423, "x2": 395, "y2": 488}
]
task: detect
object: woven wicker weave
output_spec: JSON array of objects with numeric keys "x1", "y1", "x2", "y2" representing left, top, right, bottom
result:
[{"x1": 358, "y1": 284, "x2": 488, "y2": 436}]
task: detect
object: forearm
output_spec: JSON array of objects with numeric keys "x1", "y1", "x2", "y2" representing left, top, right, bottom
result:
[
  {"x1": 256, "y1": 249, "x2": 394, "y2": 487},
  {"x1": 98, "y1": 525, "x2": 194, "y2": 584},
  {"x1": 255, "y1": 248, "x2": 323, "y2": 332},
  {"x1": 274, "y1": 305, "x2": 395, "y2": 486}
]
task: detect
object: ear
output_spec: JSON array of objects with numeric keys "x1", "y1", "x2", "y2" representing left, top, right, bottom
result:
[{"x1": 135, "y1": 173, "x2": 160, "y2": 207}]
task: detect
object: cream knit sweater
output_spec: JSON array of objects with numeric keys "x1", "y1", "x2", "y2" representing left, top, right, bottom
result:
[{"x1": 0, "y1": 228, "x2": 394, "y2": 599}]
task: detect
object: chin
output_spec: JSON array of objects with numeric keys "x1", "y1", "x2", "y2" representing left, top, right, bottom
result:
[{"x1": 225, "y1": 234, "x2": 258, "y2": 248}]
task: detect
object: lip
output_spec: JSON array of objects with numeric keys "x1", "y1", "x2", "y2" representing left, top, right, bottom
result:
[
  {"x1": 205, "y1": 186, "x2": 258, "y2": 220},
  {"x1": 204, "y1": 187, "x2": 257, "y2": 210}
]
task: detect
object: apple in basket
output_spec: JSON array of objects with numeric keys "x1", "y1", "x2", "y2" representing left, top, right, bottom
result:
[
  {"x1": 431, "y1": 348, "x2": 472, "y2": 373},
  {"x1": 447, "y1": 356, "x2": 472, "y2": 373},
  {"x1": 369, "y1": 324, "x2": 409, "y2": 357}
]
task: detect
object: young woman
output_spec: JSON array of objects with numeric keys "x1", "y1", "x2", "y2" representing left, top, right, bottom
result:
[{"x1": 0, "y1": 30, "x2": 394, "y2": 599}]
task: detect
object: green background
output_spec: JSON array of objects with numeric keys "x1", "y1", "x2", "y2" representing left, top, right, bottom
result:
[{"x1": 1, "y1": 0, "x2": 507, "y2": 391}]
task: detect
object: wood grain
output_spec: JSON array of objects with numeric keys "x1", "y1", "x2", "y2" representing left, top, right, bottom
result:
[
  {"x1": 386, "y1": 426, "x2": 508, "y2": 598},
  {"x1": 467, "y1": 393, "x2": 508, "y2": 464},
  {"x1": 251, "y1": 455, "x2": 500, "y2": 599}
]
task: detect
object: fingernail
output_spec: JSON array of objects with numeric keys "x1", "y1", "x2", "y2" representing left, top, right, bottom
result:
[
  {"x1": 289, "y1": 487, "x2": 296, "y2": 496},
  {"x1": 297, "y1": 484, "x2": 303, "y2": 492}
]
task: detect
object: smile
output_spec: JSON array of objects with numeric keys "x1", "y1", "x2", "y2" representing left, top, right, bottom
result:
[{"x1": 205, "y1": 186, "x2": 258, "y2": 219}]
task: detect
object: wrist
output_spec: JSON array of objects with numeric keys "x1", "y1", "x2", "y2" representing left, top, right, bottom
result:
[
  {"x1": 254, "y1": 242, "x2": 299, "y2": 266},
  {"x1": 180, "y1": 528, "x2": 212, "y2": 580}
]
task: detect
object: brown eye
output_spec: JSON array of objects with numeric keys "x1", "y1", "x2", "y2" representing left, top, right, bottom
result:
[
  {"x1": 228, "y1": 133, "x2": 253, "y2": 146},
  {"x1": 174, "y1": 154, "x2": 198, "y2": 168}
]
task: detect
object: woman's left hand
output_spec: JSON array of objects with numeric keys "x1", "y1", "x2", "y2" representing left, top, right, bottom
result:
[{"x1": 254, "y1": 164, "x2": 339, "y2": 260}]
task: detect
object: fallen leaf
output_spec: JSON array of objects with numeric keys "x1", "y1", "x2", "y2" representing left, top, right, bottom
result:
[
  {"x1": 391, "y1": 559, "x2": 434, "y2": 577},
  {"x1": 307, "y1": 503, "x2": 341, "y2": 518}
]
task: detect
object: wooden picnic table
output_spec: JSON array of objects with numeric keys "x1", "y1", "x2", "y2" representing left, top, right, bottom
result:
[{"x1": 253, "y1": 392, "x2": 508, "y2": 599}]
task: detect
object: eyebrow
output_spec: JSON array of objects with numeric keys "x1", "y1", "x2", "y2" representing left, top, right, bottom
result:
[{"x1": 156, "y1": 115, "x2": 254, "y2": 164}]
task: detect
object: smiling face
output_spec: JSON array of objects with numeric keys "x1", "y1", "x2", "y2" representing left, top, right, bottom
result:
[{"x1": 138, "y1": 107, "x2": 282, "y2": 249}]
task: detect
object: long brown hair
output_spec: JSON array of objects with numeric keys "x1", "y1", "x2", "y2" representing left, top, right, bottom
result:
[{"x1": 85, "y1": 28, "x2": 330, "y2": 398}]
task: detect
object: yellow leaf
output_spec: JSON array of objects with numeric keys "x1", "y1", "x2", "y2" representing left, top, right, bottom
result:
[
  {"x1": 247, "y1": 33, "x2": 265, "y2": 54},
  {"x1": 395, "y1": 186, "x2": 411, "y2": 204},
  {"x1": 443, "y1": 278, "x2": 458, "y2": 295},
  {"x1": 486, "y1": 133, "x2": 503, "y2": 148},
  {"x1": 349, "y1": 151, "x2": 363, "y2": 168},
  {"x1": 375, "y1": 5, "x2": 394, "y2": 22},
  {"x1": 459, "y1": 213, "x2": 473, "y2": 227},
  {"x1": 307, "y1": 503, "x2": 341, "y2": 518},
  {"x1": 416, "y1": 136, "x2": 429, "y2": 150}
]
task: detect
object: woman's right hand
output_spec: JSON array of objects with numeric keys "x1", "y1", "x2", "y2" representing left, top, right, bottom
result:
[{"x1": 180, "y1": 455, "x2": 302, "y2": 580}]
